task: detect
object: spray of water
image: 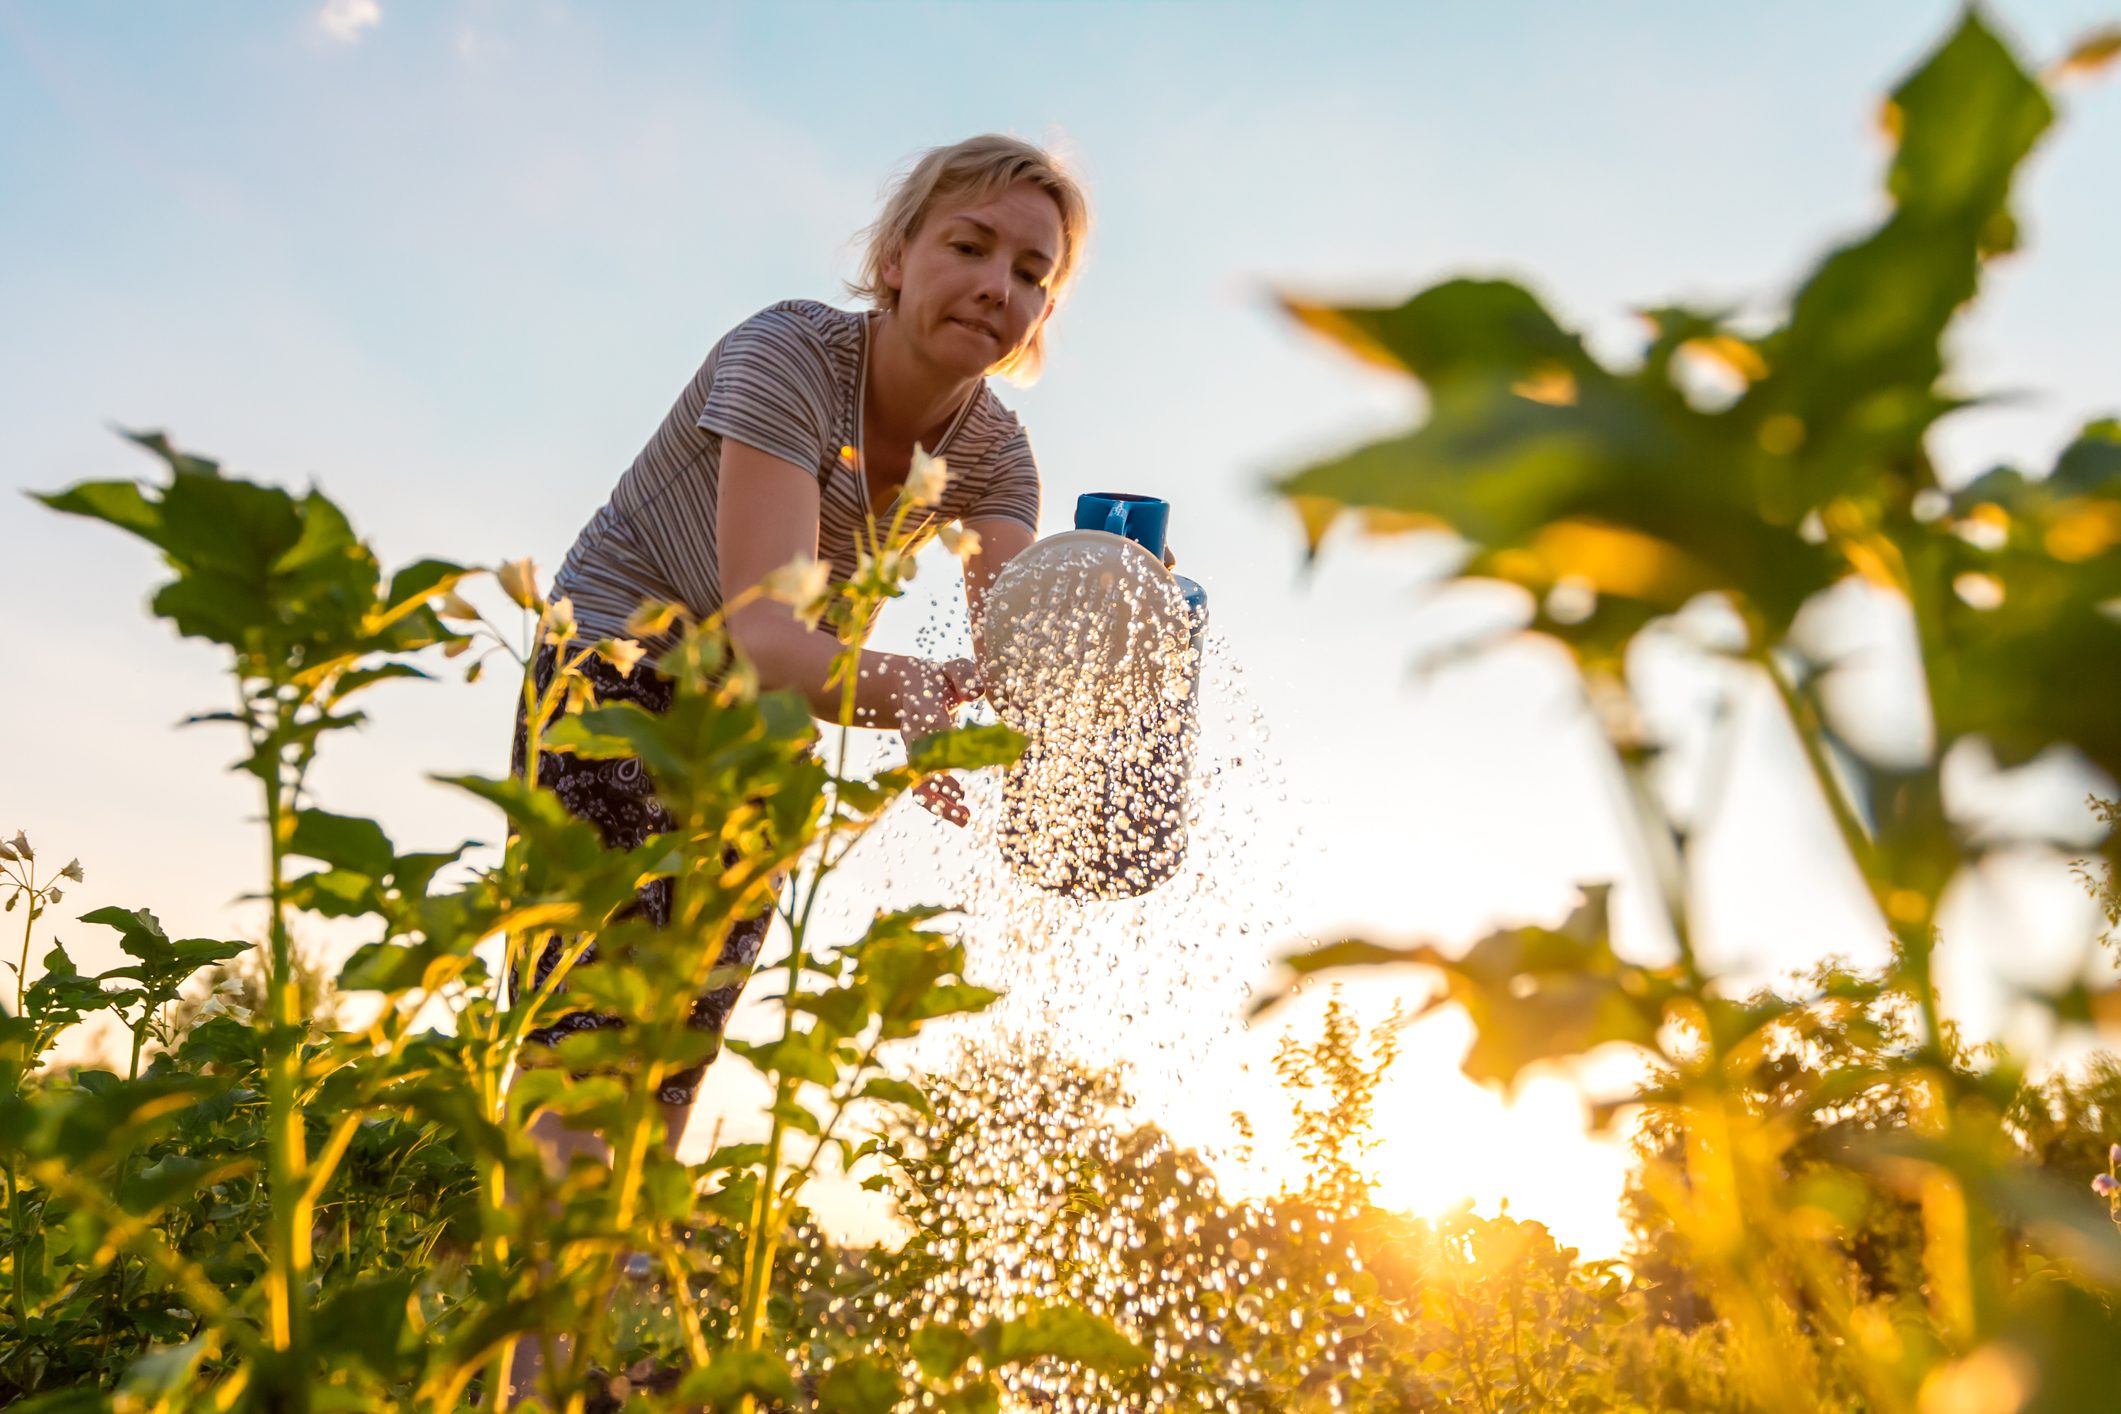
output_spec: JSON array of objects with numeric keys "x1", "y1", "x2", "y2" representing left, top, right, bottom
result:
[{"x1": 764, "y1": 539, "x2": 1370, "y2": 1408}]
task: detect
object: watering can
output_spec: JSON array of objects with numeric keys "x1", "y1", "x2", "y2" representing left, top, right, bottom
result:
[{"x1": 976, "y1": 493, "x2": 1209, "y2": 899}]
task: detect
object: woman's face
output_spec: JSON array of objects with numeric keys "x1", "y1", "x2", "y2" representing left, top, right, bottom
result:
[{"x1": 885, "y1": 178, "x2": 1065, "y2": 378}]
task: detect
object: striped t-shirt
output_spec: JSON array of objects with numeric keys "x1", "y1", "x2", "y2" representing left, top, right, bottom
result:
[{"x1": 551, "y1": 298, "x2": 1042, "y2": 647}]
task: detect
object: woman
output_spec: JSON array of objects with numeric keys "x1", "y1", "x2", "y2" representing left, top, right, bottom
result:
[{"x1": 509, "y1": 134, "x2": 1090, "y2": 1171}]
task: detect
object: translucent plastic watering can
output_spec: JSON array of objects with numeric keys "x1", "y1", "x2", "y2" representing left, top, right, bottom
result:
[{"x1": 976, "y1": 493, "x2": 1209, "y2": 899}]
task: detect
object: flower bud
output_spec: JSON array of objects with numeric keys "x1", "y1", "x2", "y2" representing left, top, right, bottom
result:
[
  {"x1": 0, "y1": 840, "x2": 15, "y2": 861},
  {"x1": 2094, "y1": 1173, "x2": 2119, "y2": 1198},
  {"x1": 46, "y1": 886, "x2": 61, "y2": 904},
  {"x1": 9, "y1": 832, "x2": 30, "y2": 862},
  {"x1": 496, "y1": 557, "x2": 540, "y2": 609},
  {"x1": 2110, "y1": 1142, "x2": 2121, "y2": 1168},
  {"x1": 436, "y1": 588, "x2": 480, "y2": 622},
  {"x1": 624, "y1": 599, "x2": 684, "y2": 641}
]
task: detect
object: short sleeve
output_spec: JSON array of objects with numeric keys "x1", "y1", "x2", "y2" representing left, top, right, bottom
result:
[
  {"x1": 695, "y1": 305, "x2": 838, "y2": 477},
  {"x1": 963, "y1": 423, "x2": 1042, "y2": 532}
]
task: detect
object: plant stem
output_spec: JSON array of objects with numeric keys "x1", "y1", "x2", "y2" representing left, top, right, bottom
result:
[
  {"x1": 256, "y1": 699, "x2": 314, "y2": 1413},
  {"x1": 16, "y1": 871, "x2": 34, "y2": 1015}
]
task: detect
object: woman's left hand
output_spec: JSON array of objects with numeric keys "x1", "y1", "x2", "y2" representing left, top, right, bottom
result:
[{"x1": 902, "y1": 656, "x2": 982, "y2": 828}]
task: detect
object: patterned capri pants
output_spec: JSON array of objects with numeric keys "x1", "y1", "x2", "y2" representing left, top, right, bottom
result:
[{"x1": 508, "y1": 643, "x2": 772, "y2": 1106}]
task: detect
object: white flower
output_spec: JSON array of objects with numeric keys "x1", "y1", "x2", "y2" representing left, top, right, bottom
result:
[
  {"x1": 859, "y1": 547, "x2": 916, "y2": 588},
  {"x1": 8, "y1": 832, "x2": 30, "y2": 863},
  {"x1": 762, "y1": 556, "x2": 833, "y2": 629},
  {"x1": 541, "y1": 596, "x2": 577, "y2": 646},
  {"x1": 435, "y1": 588, "x2": 480, "y2": 622},
  {"x1": 904, "y1": 446, "x2": 949, "y2": 508},
  {"x1": 600, "y1": 638, "x2": 646, "y2": 678},
  {"x1": 938, "y1": 524, "x2": 982, "y2": 559},
  {"x1": 496, "y1": 558, "x2": 540, "y2": 609},
  {"x1": 60, "y1": 859, "x2": 84, "y2": 883}
]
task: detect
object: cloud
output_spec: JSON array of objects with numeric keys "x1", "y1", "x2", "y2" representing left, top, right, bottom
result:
[{"x1": 317, "y1": 0, "x2": 382, "y2": 44}]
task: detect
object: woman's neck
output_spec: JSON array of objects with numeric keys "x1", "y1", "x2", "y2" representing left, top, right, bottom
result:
[{"x1": 865, "y1": 308, "x2": 977, "y2": 451}]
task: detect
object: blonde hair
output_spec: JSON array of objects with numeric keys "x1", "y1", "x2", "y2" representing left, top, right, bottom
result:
[{"x1": 848, "y1": 134, "x2": 1090, "y2": 385}]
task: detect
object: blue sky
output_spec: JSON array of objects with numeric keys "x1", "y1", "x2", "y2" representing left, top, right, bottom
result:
[{"x1": 5, "y1": 1, "x2": 2119, "y2": 1250}]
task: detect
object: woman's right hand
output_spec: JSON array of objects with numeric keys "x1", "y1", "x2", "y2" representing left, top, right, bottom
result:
[{"x1": 901, "y1": 657, "x2": 983, "y2": 827}]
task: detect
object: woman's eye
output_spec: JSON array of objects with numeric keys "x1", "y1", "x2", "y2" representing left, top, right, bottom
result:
[{"x1": 952, "y1": 242, "x2": 980, "y2": 255}]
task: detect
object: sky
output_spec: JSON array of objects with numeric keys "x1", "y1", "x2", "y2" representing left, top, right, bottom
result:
[{"x1": 4, "y1": 0, "x2": 2120, "y2": 1258}]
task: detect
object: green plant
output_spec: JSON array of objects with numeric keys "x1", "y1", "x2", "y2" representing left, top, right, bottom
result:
[
  {"x1": 2, "y1": 435, "x2": 1143, "y2": 1411},
  {"x1": 1262, "y1": 10, "x2": 2121, "y2": 1409}
]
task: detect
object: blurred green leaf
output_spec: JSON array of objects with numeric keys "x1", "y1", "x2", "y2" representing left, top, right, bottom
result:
[
  {"x1": 908, "y1": 723, "x2": 1027, "y2": 773},
  {"x1": 816, "y1": 1355, "x2": 905, "y2": 1414},
  {"x1": 981, "y1": 1303, "x2": 1148, "y2": 1374},
  {"x1": 676, "y1": 1349, "x2": 800, "y2": 1409}
]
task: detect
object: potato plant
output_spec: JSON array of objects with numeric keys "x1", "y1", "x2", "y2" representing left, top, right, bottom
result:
[
  {"x1": 1265, "y1": 10, "x2": 2121, "y2": 1411},
  {"x1": 2, "y1": 436, "x2": 1139, "y2": 1412}
]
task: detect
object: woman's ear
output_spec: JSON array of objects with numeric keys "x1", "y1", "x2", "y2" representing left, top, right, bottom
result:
[{"x1": 880, "y1": 239, "x2": 904, "y2": 298}]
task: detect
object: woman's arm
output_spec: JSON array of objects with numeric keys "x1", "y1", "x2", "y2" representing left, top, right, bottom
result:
[
  {"x1": 718, "y1": 439, "x2": 970, "y2": 737},
  {"x1": 958, "y1": 515, "x2": 1037, "y2": 658}
]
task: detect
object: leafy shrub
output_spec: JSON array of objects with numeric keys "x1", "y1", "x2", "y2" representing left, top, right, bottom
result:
[{"x1": 1263, "y1": 9, "x2": 2121, "y2": 1411}]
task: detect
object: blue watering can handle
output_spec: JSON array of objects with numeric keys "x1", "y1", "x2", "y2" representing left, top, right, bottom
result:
[{"x1": 1104, "y1": 502, "x2": 1128, "y2": 536}]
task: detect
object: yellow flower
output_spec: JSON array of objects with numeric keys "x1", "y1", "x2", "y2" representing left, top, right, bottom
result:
[
  {"x1": 436, "y1": 589, "x2": 480, "y2": 622},
  {"x1": 904, "y1": 445, "x2": 949, "y2": 508},
  {"x1": 496, "y1": 557, "x2": 540, "y2": 609},
  {"x1": 624, "y1": 599, "x2": 684, "y2": 640},
  {"x1": 600, "y1": 638, "x2": 647, "y2": 678},
  {"x1": 938, "y1": 523, "x2": 982, "y2": 559}
]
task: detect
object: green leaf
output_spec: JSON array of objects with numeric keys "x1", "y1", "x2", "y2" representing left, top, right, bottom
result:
[
  {"x1": 314, "y1": 1272, "x2": 421, "y2": 1372},
  {"x1": 934, "y1": 1385, "x2": 1002, "y2": 1414},
  {"x1": 381, "y1": 558, "x2": 469, "y2": 614},
  {"x1": 981, "y1": 1303, "x2": 1148, "y2": 1375},
  {"x1": 909, "y1": 1322, "x2": 978, "y2": 1381},
  {"x1": 116, "y1": 1335, "x2": 212, "y2": 1399},
  {"x1": 287, "y1": 867, "x2": 378, "y2": 919},
  {"x1": 331, "y1": 662, "x2": 431, "y2": 699},
  {"x1": 676, "y1": 1350, "x2": 799, "y2": 1410},
  {"x1": 31, "y1": 479, "x2": 166, "y2": 550},
  {"x1": 1887, "y1": 12, "x2": 2052, "y2": 230},
  {"x1": 270, "y1": 488, "x2": 361, "y2": 577},
  {"x1": 726, "y1": 1033, "x2": 839, "y2": 1088},
  {"x1": 908, "y1": 723, "x2": 1028, "y2": 773},
  {"x1": 859, "y1": 1076, "x2": 932, "y2": 1115},
  {"x1": 286, "y1": 809, "x2": 395, "y2": 878},
  {"x1": 1282, "y1": 277, "x2": 1594, "y2": 389},
  {"x1": 119, "y1": 1152, "x2": 254, "y2": 1217},
  {"x1": 1260, "y1": 886, "x2": 1673, "y2": 1089},
  {"x1": 815, "y1": 1356, "x2": 904, "y2": 1414},
  {"x1": 121, "y1": 426, "x2": 221, "y2": 478},
  {"x1": 177, "y1": 1015, "x2": 263, "y2": 1070}
]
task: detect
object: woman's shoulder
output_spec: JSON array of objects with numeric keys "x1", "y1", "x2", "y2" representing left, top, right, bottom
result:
[
  {"x1": 954, "y1": 381, "x2": 1033, "y2": 468},
  {"x1": 721, "y1": 298, "x2": 865, "y2": 357}
]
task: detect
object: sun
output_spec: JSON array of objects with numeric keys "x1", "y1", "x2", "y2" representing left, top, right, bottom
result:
[{"x1": 1368, "y1": 1005, "x2": 1635, "y2": 1261}]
